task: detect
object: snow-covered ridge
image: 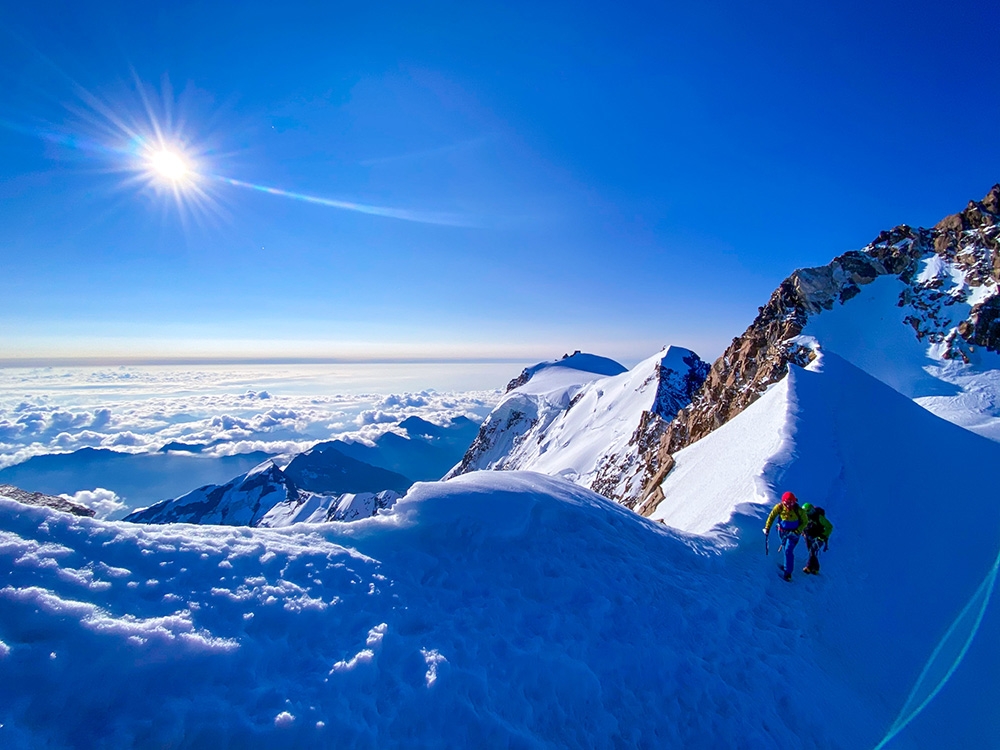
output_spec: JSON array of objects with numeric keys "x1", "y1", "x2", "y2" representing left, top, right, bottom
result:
[
  {"x1": 124, "y1": 461, "x2": 299, "y2": 526},
  {"x1": 448, "y1": 347, "x2": 709, "y2": 507},
  {"x1": 124, "y1": 460, "x2": 401, "y2": 528},
  {"x1": 635, "y1": 183, "x2": 1000, "y2": 514},
  {"x1": 4, "y1": 354, "x2": 999, "y2": 750},
  {"x1": 502, "y1": 350, "x2": 627, "y2": 393}
]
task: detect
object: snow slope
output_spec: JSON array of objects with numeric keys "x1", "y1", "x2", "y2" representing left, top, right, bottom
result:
[
  {"x1": 792, "y1": 233, "x2": 1000, "y2": 443},
  {"x1": 649, "y1": 345, "x2": 1000, "y2": 747},
  {"x1": 448, "y1": 347, "x2": 708, "y2": 505},
  {"x1": 3, "y1": 339, "x2": 999, "y2": 749},
  {"x1": 259, "y1": 489, "x2": 400, "y2": 526},
  {"x1": 123, "y1": 461, "x2": 299, "y2": 526},
  {"x1": 3, "y1": 346, "x2": 999, "y2": 747},
  {"x1": 0, "y1": 474, "x2": 865, "y2": 749}
]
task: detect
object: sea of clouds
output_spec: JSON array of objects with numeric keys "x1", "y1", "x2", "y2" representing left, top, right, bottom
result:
[{"x1": 0, "y1": 363, "x2": 510, "y2": 472}]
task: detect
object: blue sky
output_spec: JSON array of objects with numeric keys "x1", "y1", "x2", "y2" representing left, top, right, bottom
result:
[{"x1": 2, "y1": 1, "x2": 998, "y2": 366}]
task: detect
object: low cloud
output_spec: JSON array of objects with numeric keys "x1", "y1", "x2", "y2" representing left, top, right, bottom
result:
[
  {"x1": 104, "y1": 431, "x2": 148, "y2": 448},
  {"x1": 61, "y1": 488, "x2": 126, "y2": 520},
  {"x1": 0, "y1": 365, "x2": 502, "y2": 471},
  {"x1": 380, "y1": 393, "x2": 430, "y2": 408},
  {"x1": 355, "y1": 410, "x2": 398, "y2": 426}
]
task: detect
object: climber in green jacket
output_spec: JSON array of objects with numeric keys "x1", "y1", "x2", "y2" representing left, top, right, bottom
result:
[{"x1": 800, "y1": 503, "x2": 834, "y2": 575}]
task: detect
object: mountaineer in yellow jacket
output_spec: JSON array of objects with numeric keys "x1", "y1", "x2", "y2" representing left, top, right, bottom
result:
[{"x1": 764, "y1": 491, "x2": 809, "y2": 582}]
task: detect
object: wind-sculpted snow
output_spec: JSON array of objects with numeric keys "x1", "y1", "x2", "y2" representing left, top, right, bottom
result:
[
  {"x1": 650, "y1": 347, "x2": 1000, "y2": 746},
  {"x1": 0, "y1": 471, "x2": 891, "y2": 749},
  {"x1": 3, "y1": 350, "x2": 999, "y2": 747}
]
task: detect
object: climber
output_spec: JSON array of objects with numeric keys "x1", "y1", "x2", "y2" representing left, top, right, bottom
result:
[
  {"x1": 764, "y1": 491, "x2": 809, "y2": 582},
  {"x1": 800, "y1": 503, "x2": 834, "y2": 575}
]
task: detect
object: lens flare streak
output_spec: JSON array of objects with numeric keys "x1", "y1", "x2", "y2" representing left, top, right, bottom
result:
[{"x1": 209, "y1": 175, "x2": 473, "y2": 227}]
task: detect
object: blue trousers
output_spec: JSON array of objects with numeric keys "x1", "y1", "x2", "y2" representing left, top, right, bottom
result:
[{"x1": 782, "y1": 532, "x2": 800, "y2": 574}]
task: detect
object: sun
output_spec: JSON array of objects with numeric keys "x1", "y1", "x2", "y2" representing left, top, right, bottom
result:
[{"x1": 148, "y1": 149, "x2": 190, "y2": 182}]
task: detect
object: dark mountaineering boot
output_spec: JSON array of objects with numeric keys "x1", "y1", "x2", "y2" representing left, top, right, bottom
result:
[{"x1": 777, "y1": 565, "x2": 792, "y2": 582}]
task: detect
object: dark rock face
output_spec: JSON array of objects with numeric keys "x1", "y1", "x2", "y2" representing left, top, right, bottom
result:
[
  {"x1": 0, "y1": 484, "x2": 95, "y2": 517},
  {"x1": 284, "y1": 445, "x2": 412, "y2": 495},
  {"x1": 595, "y1": 352, "x2": 710, "y2": 509},
  {"x1": 635, "y1": 184, "x2": 1000, "y2": 516}
]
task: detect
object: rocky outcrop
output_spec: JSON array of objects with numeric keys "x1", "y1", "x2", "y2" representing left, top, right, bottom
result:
[
  {"x1": 0, "y1": 484, "x2": 95, "y2": 517},
  {"x1": 591, "y1": 350, "x2": 710, "y2": 508},
  {"x1": 636, "y1": 184, "x2": 1000, "y2": 516}
]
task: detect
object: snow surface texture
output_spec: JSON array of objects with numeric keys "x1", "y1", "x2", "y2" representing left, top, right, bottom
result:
[
  {"x1": 650, "y1": 347, "x2": 1000, "y2": 747},
  {"x1": 3, "y1": 345, "x2": 999, "y2": 750},
  {"x1": 449, "y1": 347, "x2": 706, "y2": 504}
]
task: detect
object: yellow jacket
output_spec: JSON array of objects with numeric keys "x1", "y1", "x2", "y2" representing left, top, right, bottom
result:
[{"x1": 764, "y1": 502, "x2": 809, "y2": 535}]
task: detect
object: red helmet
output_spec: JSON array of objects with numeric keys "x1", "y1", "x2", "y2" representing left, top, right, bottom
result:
[{"x1": 781, "y1": 491, "x2": 797, "y2": 506}]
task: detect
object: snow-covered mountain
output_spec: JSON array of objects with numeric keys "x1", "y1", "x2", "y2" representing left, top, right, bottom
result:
[
  {"x1": 123, "y1": 459, "x2": 402, "y2": 528},
  {"x1": 123, "y1": 415, "x2": 479, "y2": 527},
  {"x1": 124, "y1": 461, "x2": 300, "y2": 525},
  {"x1": 3, "y1": 341, "x2": 997, "y2": 747},
  {"x1": 6, "y1": 185, "x2": 1000, "y2": 747},
  {"x1": 637, "y1": 184, "x2": 1000, "y2": 514},
  {"x1": 445, "y1": 186, "x2": 1000, "y2": 520},
  {"x1": 446, "y1": 348, "x2": 708, "y2": 505},
  {"x1": 260, "y1": 488, "x2": 400, "y2": 526}
]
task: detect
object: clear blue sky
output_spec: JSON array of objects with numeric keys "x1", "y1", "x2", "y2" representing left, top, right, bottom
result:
[{"x1": 2, "y1": 1, "x2": 998, "y2": 365}]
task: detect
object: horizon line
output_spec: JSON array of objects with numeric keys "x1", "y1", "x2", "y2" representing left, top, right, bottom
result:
[{"x1": 0, "y1": 356, "x2": 537, "y2": 368}]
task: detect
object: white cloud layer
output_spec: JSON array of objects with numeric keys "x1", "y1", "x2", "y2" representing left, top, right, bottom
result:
[
  {"x1": 61, "y1": 488, "x2": 126, "y2": 520},
  {"x1": 0, "y1": 364, "x2": 504, "y2": 470}
]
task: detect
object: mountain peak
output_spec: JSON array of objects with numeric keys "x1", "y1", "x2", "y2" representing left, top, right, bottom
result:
[
  {"x1": 980, "y1": 183, "x2": 1000, "y2": 215},
  {"x1": 635, "y1": 184, "x2": 1000, "y2": 515},
  {"x1": 505, "y1": 352, "x2": 627, "y2": 393}
]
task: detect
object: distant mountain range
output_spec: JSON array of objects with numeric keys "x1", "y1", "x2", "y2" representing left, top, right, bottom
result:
[
  {"x1": 0, "y1": 448, "x2": 271, "y2": 516},
  {"x1": 311, "y1": 415, "x2": 479, "y2": 482},
  {"x1": 123, "y1": 460, "x2": 403, "y2": 527},
  {"x1": 124, "y1": 416, "x2": 478, "y2": 526}
]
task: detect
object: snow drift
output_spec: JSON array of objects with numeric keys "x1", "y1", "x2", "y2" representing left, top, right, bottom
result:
[{"x1": 2, "y1": 346, "x2": 998, "y2": 748}]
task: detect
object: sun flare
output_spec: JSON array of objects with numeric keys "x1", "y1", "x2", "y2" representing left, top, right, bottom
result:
[{"x1": 149, "y1": 149, "x2": 190, "y2": 182}]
